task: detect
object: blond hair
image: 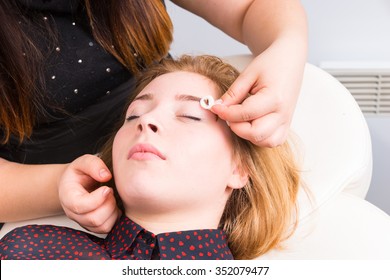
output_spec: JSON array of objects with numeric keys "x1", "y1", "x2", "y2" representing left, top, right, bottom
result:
[{"x1": 100, "y1": 55, "x2": 300, "y2": 259}]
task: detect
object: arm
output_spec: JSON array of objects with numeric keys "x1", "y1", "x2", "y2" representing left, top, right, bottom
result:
[
  {"x1": 172, "y1": 0, "x2": 307, "y2": 55},
  {"x1": 0, "y1": 157, "x2": 67, "y2": 222},
  {"x1": 171, "y1": 0, "x2": 307, "y2": 146},
  {"x1": 0, "y1": 156, "x2": 118, "y2": 234}
]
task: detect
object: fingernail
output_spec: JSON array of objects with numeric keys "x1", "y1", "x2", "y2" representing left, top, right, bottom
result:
[
  {"x1": 214, "y1": 99, "x2": 223, "y2": 105},
  {"x1": 100, "y1": 169, "x2": 109, "y2": 178},
  {"x1": 226, "y1": 121, "x2": 230, "y2": 127},
  {"x1": 102, "y1": 187, "x2": 111, "y2": 197}
]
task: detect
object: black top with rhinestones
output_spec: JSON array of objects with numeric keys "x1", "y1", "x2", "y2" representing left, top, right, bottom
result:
[
  {"x1": 0, "y1": 215, "x2": 233, "y2": 260},
  {"x1": 0, "y1": 0, "x2": 135, "y2": 164},
  {"x1": 19, "y1": 0, "x2": 132, "y2": 115}
]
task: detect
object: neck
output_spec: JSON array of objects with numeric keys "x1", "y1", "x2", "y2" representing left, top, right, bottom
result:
[{"x1": 124, "y1": 205, "x2": 225, "y2": 235}]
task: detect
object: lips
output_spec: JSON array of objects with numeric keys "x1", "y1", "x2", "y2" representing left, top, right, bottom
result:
[{"x1": 128, "y1": 143, "x2": 166, "y2": 160}]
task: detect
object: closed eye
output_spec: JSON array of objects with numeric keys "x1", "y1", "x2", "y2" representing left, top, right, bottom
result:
[
  {"x1": 126, "y1": 115, "x2": 139, "y2": 121},
  {"x1": 179, "y1": 115, "x2": 201, "y2": 121}
]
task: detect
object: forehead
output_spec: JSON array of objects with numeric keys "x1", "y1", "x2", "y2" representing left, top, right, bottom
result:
[{"x1": 138, "y1": 71, "x2": 219, "y2": 99}]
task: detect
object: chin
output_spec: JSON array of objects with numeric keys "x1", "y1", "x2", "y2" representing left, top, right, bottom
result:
[{"x1": 117, "y1": 179, "x2": 165, "y2": 199}]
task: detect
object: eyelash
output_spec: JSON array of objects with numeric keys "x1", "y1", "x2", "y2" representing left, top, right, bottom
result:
[
  {"x1": 126, "y1": 115, "x2": 139, "y2": 121},
  {"x1": 125, "y1": 115, "x2": 201, "y2": 122},
  {"x1": 180, "y1": 115, "x2": 201, "y2": 121}
]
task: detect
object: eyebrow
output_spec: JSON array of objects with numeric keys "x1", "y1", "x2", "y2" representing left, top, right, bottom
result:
[
  {"x1": 134, "y1": 93, "x2": 201, "y2": 102},
  {"x1": 134, "y1": 93, "x2": 153, "y2": 101},
  {"x1": 175, "y1": 94, "x2": 201, "y2": 102}
]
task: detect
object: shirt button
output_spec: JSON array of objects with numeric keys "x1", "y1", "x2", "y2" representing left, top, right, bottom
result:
[{"x1": 145, "y1": 236, "x2": 155, "y2": 245}]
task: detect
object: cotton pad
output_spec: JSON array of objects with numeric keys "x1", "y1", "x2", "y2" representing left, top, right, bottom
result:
[{"x1": 200, "y1": 95, "x2": 215, "y2": 110}]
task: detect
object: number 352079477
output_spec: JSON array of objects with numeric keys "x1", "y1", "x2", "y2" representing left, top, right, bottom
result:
[{"x1": 215, "y1": 266, "x2": 269, "y2": 276}]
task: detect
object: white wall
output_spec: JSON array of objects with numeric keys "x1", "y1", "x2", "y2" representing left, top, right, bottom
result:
[
  {"x1": 303, "y1": 0, "x2": 390, "y2": 65},
  {"x1": 166, "y1": 0, "x2": 390, "y2": 215},
  {"x1": 166, "y1": 2, "x2": 250, "y2": 56},
  {"x1": 167, "y1": 0, "x2": 390, "y2": 63}
]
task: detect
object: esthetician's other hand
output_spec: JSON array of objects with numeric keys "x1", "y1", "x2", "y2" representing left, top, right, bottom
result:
[{"x1": 58, "y1": 154, "x2": 121, "y2": 234}]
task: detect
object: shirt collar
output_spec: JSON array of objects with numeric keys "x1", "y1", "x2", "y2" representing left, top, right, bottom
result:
[{"x1": 105, "y1": 215, "x2": 233, "y2": 260}]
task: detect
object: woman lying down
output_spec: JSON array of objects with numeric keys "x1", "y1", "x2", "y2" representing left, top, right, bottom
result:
[{"x1": 0, "y1": 55, "x2": 300, "y2": 260}]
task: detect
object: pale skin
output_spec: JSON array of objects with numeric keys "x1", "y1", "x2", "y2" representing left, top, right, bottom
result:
[
  {"x1": 61, "y1": 71, "x2": 248, "y2": 234},
  {"x1": 0, "y1": 0, "x2": 307, "y2": 232},
  {"x1": 172, "y1": 0, "x2": 307, "y2": 146},
  {"x1": 110, "y1": 71, "x2": 247, "y2": 233}
]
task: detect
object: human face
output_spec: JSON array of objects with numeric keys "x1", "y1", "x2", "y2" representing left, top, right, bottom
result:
[{"x1": 112, "y1": 71, "x2": 240, "y2": 219}]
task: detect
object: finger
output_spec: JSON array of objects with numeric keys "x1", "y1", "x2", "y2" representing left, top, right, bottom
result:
[
  {"x1": 73, "y1": 192, "x2": 120, "y2": 234},
  {"x1": 66, "y1": 186, "x2": 114, "y2": 215},
  {"x1": 219, "y1": 71, "x2": 258, "y2": 106},
  {"x1": 82, "y1": 206, "x2": 121, "y2": 234},
  {"x1": 72, "y1": 154, "x2": 112, "y2": 184},
  {"x1": 59, "y1": 155, "x2": 112, "y2": 209},
  {"x1": 212, "y1": 90, "x2": 276, "y2": 123},
  {"x1": 229, "y1": 113, "x2": 285, "y2": 146},
  {"x1": 260, "y1": 125, "x2": 289, "y2": 148}
]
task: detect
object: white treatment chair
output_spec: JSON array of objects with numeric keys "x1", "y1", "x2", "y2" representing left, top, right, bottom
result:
[{"x1": 225, "y1": 55, "x2": 390, "y2": 259}]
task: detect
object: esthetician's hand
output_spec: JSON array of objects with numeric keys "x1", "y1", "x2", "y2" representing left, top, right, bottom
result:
[
  {"x1": 58, "y1": 154, "x2": 121, "y2": 234},
  {"x1": 211, "y1": 42, "x2": 305, "y2": 147}
]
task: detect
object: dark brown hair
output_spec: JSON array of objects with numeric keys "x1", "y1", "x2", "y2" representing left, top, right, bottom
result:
[
  {"x1": 0, "y1": 1, "x2": 44, "y2": 143},
  {"x1": 0, "y1": 0, "x2": 173, "y2": 143}
]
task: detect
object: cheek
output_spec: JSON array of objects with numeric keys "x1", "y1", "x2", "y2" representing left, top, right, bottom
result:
[
  {"x1": 111, "y1": 128, "x2": 130, "y2": 177},
  {"x1": 176, "y1": 129, "x2": 234, "y2": 177},
  {"x1": 183, "y1": 122, "x2": 233, "y2": 157},
  {"x1": 112, "y1": 130, "x2": 124, "y2": 162}
]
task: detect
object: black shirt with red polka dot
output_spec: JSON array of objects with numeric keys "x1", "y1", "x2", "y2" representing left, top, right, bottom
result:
[{"x1": 0, "y1": 215, "x2": 233, "y2": 260}]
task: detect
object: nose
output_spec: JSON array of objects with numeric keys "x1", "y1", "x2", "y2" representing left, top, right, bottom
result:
[{"x1": 137, "y1": 118, "x2": 159, "y2": 134}]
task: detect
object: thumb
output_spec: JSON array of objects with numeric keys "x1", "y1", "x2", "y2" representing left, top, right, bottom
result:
[{"x1": 74, "y1": 154, "x2": 112, "y2": 184}]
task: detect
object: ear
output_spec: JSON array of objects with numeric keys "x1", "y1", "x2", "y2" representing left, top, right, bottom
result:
[{"x1": 227, "y1": 164, "x2": 248, "y2": 190}]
